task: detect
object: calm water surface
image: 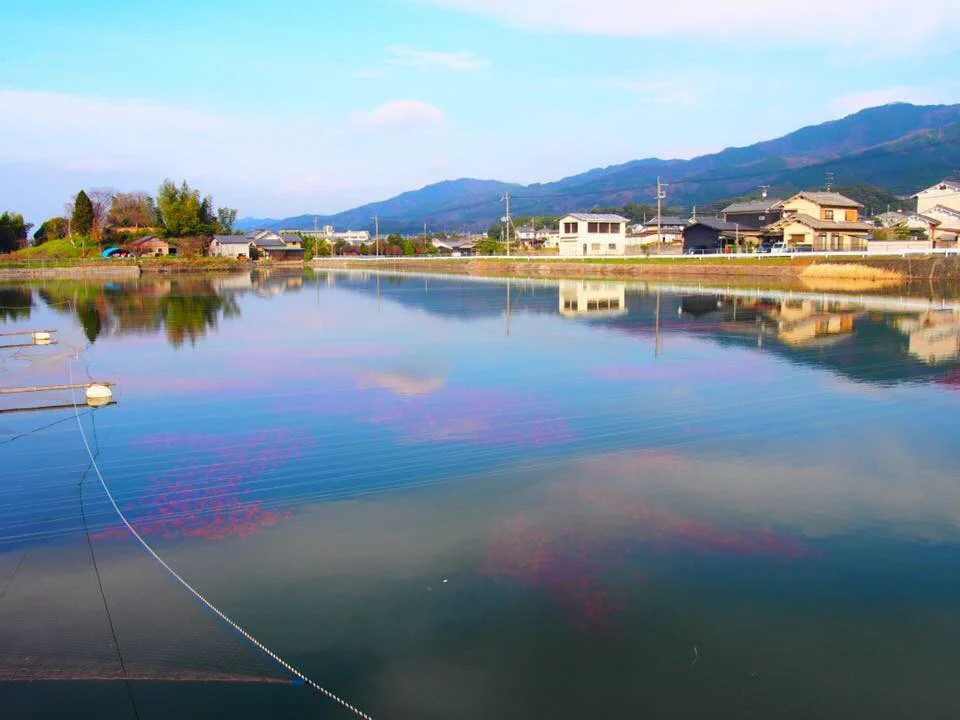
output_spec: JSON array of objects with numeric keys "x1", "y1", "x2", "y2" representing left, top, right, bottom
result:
[{"x1": 2, "y1": 271, "x2": 960, "y2": 719}]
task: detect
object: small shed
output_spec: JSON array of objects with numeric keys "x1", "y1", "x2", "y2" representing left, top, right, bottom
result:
[
  {"x1": 682, "y1": 218, "x2": 739, "y2": 253},
  {"x1": 129, "y1": 235, "x2": 176, "y2": 257}
]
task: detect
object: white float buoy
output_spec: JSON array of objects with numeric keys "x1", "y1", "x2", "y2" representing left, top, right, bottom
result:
[
  {"x1": 85, "y1": 384, "x2": 113, "y2": 401},
  {"x1": 33, "y1": 331, "x2": 51, "y2": 342}
]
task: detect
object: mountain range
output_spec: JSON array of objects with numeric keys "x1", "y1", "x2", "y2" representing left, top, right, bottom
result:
[{"x1": 237, "y1": 103, "x2": 960, "y2": 233}]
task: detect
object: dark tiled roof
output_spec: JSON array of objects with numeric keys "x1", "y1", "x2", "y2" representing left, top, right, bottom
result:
[
  {"x1": 642, "y1": 216, "x2": 687, "y2": 227},
  {"x1": 213, "y1": 235, "x2": 250, "y2": 245},
  {"x1": 688, "y1": 217, "x2": 739, "y2": 232},
  {"x1": 722, "y1": 199, "x2": 783, "y2": 213}
]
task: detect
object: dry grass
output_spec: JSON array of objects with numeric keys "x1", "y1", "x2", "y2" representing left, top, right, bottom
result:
[{"x1": 800, "y1": 263, "x2": 904, "y2": 282}]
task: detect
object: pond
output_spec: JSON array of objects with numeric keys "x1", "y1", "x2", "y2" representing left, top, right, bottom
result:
[{"x1": 2, "y1": 270, "x2": 960, "y2": 719}]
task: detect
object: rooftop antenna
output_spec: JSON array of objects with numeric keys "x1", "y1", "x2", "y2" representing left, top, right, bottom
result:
[
  {"x1": 825, "y1": 172, "x2": 835, "y2": 192},
  {"x1": 759, "y1": 185, "x2": 770, "y2": 199}
]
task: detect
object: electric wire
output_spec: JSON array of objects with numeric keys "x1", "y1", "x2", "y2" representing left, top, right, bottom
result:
[
  {"x1": 78, "y1": 413, "x2": 141, "y2": 720},
  {"x1": 67, "y1": 360, "x2": 375, "y2": 720}
]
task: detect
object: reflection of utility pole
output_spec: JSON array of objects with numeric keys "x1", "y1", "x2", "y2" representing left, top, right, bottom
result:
[
  {"x1": 505, "y1": 279, "x2": 512, "y2": 336},
  {"x1": 376, "y1": 273, "x2": 381, "y2": 312},
  {"x1": 654, "y1": 289, "x2": 662, "y2": 357}
]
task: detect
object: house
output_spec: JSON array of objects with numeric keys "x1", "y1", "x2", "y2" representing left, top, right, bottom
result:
[
  {"x1": 913, "y1": 180, "x2": 960, "y2": 215},
  {"x1": 516, "y1": 226, "x2": 558, "y2": 246},
  {"x1": 279, "y1": 233, "x2": 304, "y2": 248},
  {"x1": 681, "y1": 218, "x2": 739, "y2": 253},
  {"x1": 209, "y1": 235, "x2": 254, "y2": 259},
  {"x1": 294, "y1": 227, "x2": 370, "y2": 246},
  {"x1": 768, "y1": 191, "x2": 873, "y2": 250},
  {"x1": 557, "y1": 213, "x2": 630, "y2": 257},
  {"x1": 433, "y1": 238, "x2": 477, "y2": 256},
  {"x1": 722, "y1": 198, "x2": 783, "y2": 229},
  {"x1": 632, "y1": 216, "x2": 687, "y2": 245},
  {"x1": 558, "y1": 280, "x2": 627, "y2": 317},
  {"x1": 129, "y1": 235, "x2": 176, "y2": 257},
  {"x1": 248, "y1": 232, "x2": 305, "y2": 261},
  {"x1": 876, "y1": 211, "x2": 908, "y2": 228},
  {"x1": 922, "y1": 205, "x2": 960, "y2": 245}
]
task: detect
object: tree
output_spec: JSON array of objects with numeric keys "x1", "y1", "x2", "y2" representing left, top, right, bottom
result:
[
  {"x1": 72, "y1": 190, "x2": 95, "y2": 236},
  {"x1": 475, "y1": 236, "x2": 504, "y2": 255},
  {"x1": 108, "y1": 192, "x2": 156, "y2": 228},
  {"x1": 216, "y1": 207, "x2": 237, "y2": 234},
  {"x1": 33, "y1": 217, "x2": 69, "y2": 244},
  {"x1": 0, "y1": 212, "x2": 31, "y2": 253},
  {"x1": 156, "y1": 179, "x2": 216, "y2": 237},
  {"x1": 88, "y1": 187, "x2": 115, "y2": 239}
]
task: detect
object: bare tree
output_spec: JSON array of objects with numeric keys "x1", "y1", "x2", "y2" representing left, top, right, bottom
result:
[
  {"x1": 108, "y1": 192, "x2": 156, "y2": 229},
  {"x1": 87, "y1": 187, "x2": 116, "y2": 240}
]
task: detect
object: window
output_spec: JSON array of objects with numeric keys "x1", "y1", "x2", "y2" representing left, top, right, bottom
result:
[
  {"x1": 759, "y1": 215, "x2": 766, "y2": 221},
  {"x1": 599, "y1": 222, "x2": 610, "y2": 233},
  {"x1": 588, "y1": 222, "x2": 598, "y2": 233},
  {"x1": 845, "y1": 210, "x2": 858, "y2": 221},
  {"x1": 609, "y1": 223, "x2": 620, "y2": 233},
  {"x1": 608, "y1": 243, "x2": 616, "y2": 250},
  {"x1": 564, "y1": 221, "x2": 579, "y2": 234},
  {"x1": 823, "y1": 209, "x2": 834, "y2": 220},
  {"x1": 591, "y1": 243, "x2": 601, "y2": 252}
]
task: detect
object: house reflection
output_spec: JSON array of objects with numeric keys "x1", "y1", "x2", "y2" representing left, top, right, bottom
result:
[
  {"x1": 761, "y1": 300, "x2": 857, "y2": 347},
  {"x1": 893, "y1": 311, "x2": 960, "y2": 365},
  {"x1": 559, "y1": 281, "x2": 627, "y2": 318}
]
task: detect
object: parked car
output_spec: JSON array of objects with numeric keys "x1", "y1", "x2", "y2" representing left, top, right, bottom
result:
[{"x1": 768, "y1": 242, "x2": 789, "y2": 254}]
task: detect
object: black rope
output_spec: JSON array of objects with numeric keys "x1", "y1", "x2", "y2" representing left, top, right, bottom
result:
[
  {"x1": 0, "y1": 550, "x2": 27, "y2": 602},
  {"x1": 79, "y1": 411, "x2": 141, "y2": 720}
]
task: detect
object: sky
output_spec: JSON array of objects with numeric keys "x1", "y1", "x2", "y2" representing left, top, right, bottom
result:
[{"x1": 2, "y1": 0, "x2": 960, "y2": 225}]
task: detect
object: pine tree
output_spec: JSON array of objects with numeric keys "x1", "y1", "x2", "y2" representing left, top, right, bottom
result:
[{"x1": 72, "y1": 190, "x2": 94, "y2": 236}]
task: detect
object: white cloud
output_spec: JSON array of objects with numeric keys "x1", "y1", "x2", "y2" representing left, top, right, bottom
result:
[
  {"x1": 830, "y1": 85, "x2": 960, "y2": 116},
  {"x1": 416, "y1": 0, "x2": 960, "y2": 45},
  {"x1": 348, "y1": 99, "x2": 446, "y2": 129},
  {"x1": 604, "y1": 78, "x2": 704, "y2": 107},
  {"x1": 0, "y1": 90, "x2": 452, "y2": 221},
  {"x1": 386, "y1": 45, "x2": 490, "y2": 71}
]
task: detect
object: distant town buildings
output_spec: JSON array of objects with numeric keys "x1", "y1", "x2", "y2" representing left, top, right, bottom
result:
[{"x1": 294, "y1": 225, "x2": 370, "y2": 246}]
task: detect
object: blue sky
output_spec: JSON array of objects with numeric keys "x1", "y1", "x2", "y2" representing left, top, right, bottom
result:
[{"x1": 2, "y1": 0, "x2": 960, "y2": 224}]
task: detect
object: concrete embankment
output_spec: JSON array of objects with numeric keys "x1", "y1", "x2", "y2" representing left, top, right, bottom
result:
[
  {"x1": 311, "y1": 254, "x2": 960, "y2": 284},
  {"x1": 0, "y1": 264, "x2": 142, "y2": 281}
]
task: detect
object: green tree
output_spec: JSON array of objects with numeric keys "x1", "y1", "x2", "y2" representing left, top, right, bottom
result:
[
  {"x1": 33, "y1": 217, "x2": 70, "y2": 244},
  {"x1": 216, "y1": 207, "x2": 238, "y2": 234},
  {"x1": 156, "y1": 179, "x2": 216, "y2": 237},
  {"x1": 475, "y1": 236, "x2": 504, "y2": 255},
  {"x1": 71, "y1": 190, "x2": 94, "y2": 236},
  {"x1": 0, "y1": 212, "x2": 31, "y2": 253}
]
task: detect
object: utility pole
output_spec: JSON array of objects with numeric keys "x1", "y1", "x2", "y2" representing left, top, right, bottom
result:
[
  {"x1": 656, "y1": 177, "x2": 666, "y2": 248},
  {"x1": 372, "y1": 215, "x2": 379, "y2": 257},
  {"x1": 501, "y1": 192, "x2": 511, "y2": 256}
]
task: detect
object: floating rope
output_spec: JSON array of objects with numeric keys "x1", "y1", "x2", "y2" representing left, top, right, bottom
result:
[{"x1": 68, "y1": 360, "x2": 374, "y2": 720}]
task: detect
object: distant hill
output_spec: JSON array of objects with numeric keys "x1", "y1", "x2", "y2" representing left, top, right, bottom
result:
[{"x1": 237, "y1": 102, "x2": 960, "y2": 232}]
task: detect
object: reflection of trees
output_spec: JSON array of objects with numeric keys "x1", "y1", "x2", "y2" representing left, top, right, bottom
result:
[
  {"x1": 35, "y1": 279, "x2": 240, "y2": 348},
  {"x1": 0, "y1": 287, "x2": 32, "y2": 321},
  {"x1": 162, "y1": 291, "x2": 239, "y2": 348}
]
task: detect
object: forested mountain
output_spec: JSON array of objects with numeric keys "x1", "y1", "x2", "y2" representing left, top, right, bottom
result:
[{"x1": 237, "y1": 103, "x2": 960, "y2": 232}]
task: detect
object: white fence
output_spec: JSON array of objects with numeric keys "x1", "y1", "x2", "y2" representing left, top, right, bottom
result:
[{"x1": 313, "y1": 247, "x2": 960, "y2": 262}]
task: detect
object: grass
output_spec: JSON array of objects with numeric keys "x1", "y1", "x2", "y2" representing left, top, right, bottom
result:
[{"x1": 5, "y1": 238, "x2": 100, "y2": 261}]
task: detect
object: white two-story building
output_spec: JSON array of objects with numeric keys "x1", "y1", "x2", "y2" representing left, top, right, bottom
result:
[{"x1": 557, "y1": 213, "x2": 630, "y2": 257}]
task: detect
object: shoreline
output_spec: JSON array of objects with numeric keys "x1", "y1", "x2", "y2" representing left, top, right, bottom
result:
[{"x1": 309, "y1": 254, "x2": 960, "y2": 287}]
